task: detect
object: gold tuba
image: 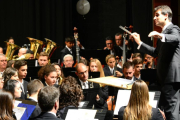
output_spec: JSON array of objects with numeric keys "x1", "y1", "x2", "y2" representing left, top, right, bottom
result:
[
  {"x1": 45, "y1": 38, "x2": 58, "y2": 58},
  {"x1": 27, "y1": 37, "x2": 45, "y2": 59},
  {"x1": 5, "y1": 41, "x2": 20, "y2": 60}
]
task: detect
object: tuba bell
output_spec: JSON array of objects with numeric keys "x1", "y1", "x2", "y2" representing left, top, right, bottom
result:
[
  {"x1": 27, "y1": 37, "x2": 45, "y2": 59},
  {"x1": 45, "y1": 38, "x2": 59, "y2": 58},
  {"x1": 5, "y1": 41, "x2": 20, "y2": 60}
]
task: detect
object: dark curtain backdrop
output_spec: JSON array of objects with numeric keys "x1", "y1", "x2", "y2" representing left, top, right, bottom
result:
[{"x1": 0, "y1": 0, "x2": 152, "y2": 58}]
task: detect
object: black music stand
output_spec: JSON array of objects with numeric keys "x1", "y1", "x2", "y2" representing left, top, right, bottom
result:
[
  {"x1": 62, "y1": 67, "x2": 77, "y2": 78},
  {"x1": 141, "y1": 69, "x2": 157, "y2": 85},
  {"x1": 25, "y1": 66, "x2": 41, "y2": 81},
  {"x1": 89, "y1": 72, "x2": 100, "y2": 79},
  {"x1": 80, "y1": 49, "x2": 110, "y2": 65}
]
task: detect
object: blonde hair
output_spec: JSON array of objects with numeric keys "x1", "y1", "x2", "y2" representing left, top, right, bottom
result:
[
  {"x1": 89, "y1": 59, "x2": 105, "y2": 77},
  {"x1": 105, "y1": 54, "x2": 115, "y2": 63},
  {"x1": 123, "y1": 80, "x2": 152, "y2": 120}
]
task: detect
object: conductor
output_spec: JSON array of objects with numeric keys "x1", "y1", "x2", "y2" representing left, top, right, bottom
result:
[{"x1": 131, "y1": 5, "x2": 180, "y2": 120}]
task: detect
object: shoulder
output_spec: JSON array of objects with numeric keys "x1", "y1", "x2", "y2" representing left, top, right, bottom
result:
[
  {"x1": 118, "y1": 106, "x2": 126, "y2": 120},
  {"x1": 61, "y1": 47, "x2": 68, "y2": 53},
  {"x1": 151, "y1": 108, "x2": 164, "y2": 120}
]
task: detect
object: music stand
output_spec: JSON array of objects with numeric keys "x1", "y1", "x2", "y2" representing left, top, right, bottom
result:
[
  {"x1": 89, "y1": 72, "x2": 100, "y2": 79},
  {"x1": 62, "y1": 67, "x2": 77, "y2": 78},
  {"x1": 141, "y1": 69, "x2": 157, "y2": 85}
]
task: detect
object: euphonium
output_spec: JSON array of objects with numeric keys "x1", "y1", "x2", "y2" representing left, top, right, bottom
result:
[
  {"x1": 45, "y1": 38, "x2": 58, "y2": 58},
  {"x1": 27, "y1": 37, "x2": 44, "y2": 59},
  {"x1": 5, "y1": 41, "x2": 20, "y2": 60}
]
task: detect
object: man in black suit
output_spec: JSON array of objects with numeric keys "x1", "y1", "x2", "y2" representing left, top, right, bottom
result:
[
  {"x1": 122, "y1": 62, "x2": 137, "y2": 81},
  {"x1": 27, "y1": 79, "x2": 44, "y2": 119},
  {"x1": 132, "y1": 5, "x2": 180, "y2": 120},
  {"x1": 60, "y1": 36, "x2": 76, "y2": 64},
  {"x1": 14, "y1": 60, "x2": 28, "y2": 99},
  {"x1": 34, "y1": 86, "x2": 61, "y2": 120}
]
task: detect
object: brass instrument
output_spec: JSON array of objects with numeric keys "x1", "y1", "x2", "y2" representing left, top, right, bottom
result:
[
  {"x1": 45, "y1": 38, "x2": 58, "y2": 58},
  {"x1": 5, "y1": 41, "x2": 20, "y2": 60},
  {"x1": 27, "y1": 37, "x2": 44, "y2": 59}
]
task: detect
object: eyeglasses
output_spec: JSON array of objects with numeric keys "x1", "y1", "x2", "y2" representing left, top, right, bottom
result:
[
  {"x1": 78, "y1": 70, "x2": 88, "y2": 75},
  {"x1": 0, "y1": 60, "x2": 7, "y2": 62}
]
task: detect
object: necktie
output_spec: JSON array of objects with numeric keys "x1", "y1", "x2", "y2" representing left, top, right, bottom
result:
[{"x1": 83, "y1": 82, "x2": 86, "y2": 89}]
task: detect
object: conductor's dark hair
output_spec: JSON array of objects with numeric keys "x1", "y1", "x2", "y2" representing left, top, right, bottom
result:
[
  {"x1": 154, "y1": 5, "x2": 172, "y2": 22},
  {"x1": 105, "y1": 36, "x2": 113, "y2": 41},
  {"x1": 38, "y1": 86, "x2": 60, "y2": 112},
  {"x1": 123, "y1": 62, "x2": 134, "y2": 70},
  {"x1": 65, "y1": 36, "x2": 74, "y2": 42}
]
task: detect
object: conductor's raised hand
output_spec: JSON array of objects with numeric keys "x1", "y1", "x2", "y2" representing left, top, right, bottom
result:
[
  {"x1": 148, "y1": 31, "x2": 162, "y2": 39},
  {"x1": 130, "y1": 33, "x2": 141, "y2": 45}
]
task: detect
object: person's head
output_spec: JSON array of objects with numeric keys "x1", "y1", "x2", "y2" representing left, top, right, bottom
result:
[
  {"x1": 18, "y1": 48, "x2": 27, "y2": 57},
  {"x1": 105, "y1": 54, "x2": 115, "y2": 68},
  {"x1": 3, "y1": 80, "x2": 22, "y2": 98},
  {"x1": 154, "y1": 5, "x2": 172, "y2": 28},
  {"x1": 0, "y1": 74, "x2": 4, "y2": 89},
  {"x1": 51, "y1": 63, "x2": 61, "y2": 76},
  {"x1": 0, "y1": 90, "x2": 14, "y2": 119},
  {"x1": 3, "y1": 67, "x2": 19, "y2": 83},
  {"x1": 76, "y1": 63, "x2": 88, "y2": 82},
  {"x1": 38, "y1": 86, "x2": 60, "y2": 112},
  {"x1": 89, "y1": 59, "x2": 105, "y2": 77},
  {"x1": 27, "y1": 79, "x2": 44, "y2": 97},
  {"x1": 14, "y1": 60, "x2": 27, "y2": 80},
  {"x1": 63, "y1": 54, "x2": 74, "y2": 68},
  {"x1": 0, "y1": 54, "x2": 7, "y2": 72},
  {"x1": 38, "y1": 52, "x2": 49, "y2": 66},
  {"x1": 132, "y1": 53, "x2": 142, "y2": 61},
  {"x1": 144, "y1": 54, "x2": 153, "y2": 64},
  {"x1": 38, "y1": 65, "x2": 57, "y2": 86},
  {"x1": 26, "y1": 50, "x2": 34, "y2": 59},
  {"x1": 0, "y1": 47, "x2": 3, "y2": 54},
  {"x1": 7, "y1": 37, "x2": 14, "y2": 44},
  {"x1": 65, "y1": 36, "x2": 74, "y2": 49},
  {"x1": 133, "y1": 59, "x2": 143, "y2": 76},
  {"x1": 7, "y1": 60, "x2": 15, "y2": 68},
  {"x1": 123, "y1": 62, "x2": 134, "y2": 80},
  {"x1": 115, "y1": 33, "x2": 123, "y2": 46},
  {"x1": 59, "y1": 76, "x2": 83, "y2": 109},
  {"x1": 105, "y1": 36, "x2": 114, "y2": 50},
  {"x1": 124, "y1": 80, "x2": 152, "y2": 120}
]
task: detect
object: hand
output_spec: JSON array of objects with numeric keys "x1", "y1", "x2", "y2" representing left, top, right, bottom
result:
[
  {"x1": 148, "y1": 31, "x2": 162, "y2": 39},
  {"x1": 158, "y1": 108, "x2": 166, "y2": 120},
  {"x1": 125, "y1": 40, "x2": 129, "y2": 45},
  {"x1": 104, "y1": 47, "x2": 107, "y2": 50},
  {"x1": 96, "y1": 94, "x2": 100, "y2": 100},
  {"x1": 131, "y1": 33, "x2": 141, "y2": 45},
  {"x1": 116, "y1": 71, "x2": 123, "y2": 77}
]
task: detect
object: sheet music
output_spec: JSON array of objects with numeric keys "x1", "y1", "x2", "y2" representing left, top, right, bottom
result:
[
  {"x1": 65, "y1": 109, "x2": 97, "y2": 120},
  {"x1": 13, "y1": 107, "x2": 26, "y2": 120},
  {"x1": 78, "y1": 102, "x2": 85, "y2": 107},
  {"x1": 114, "y1": 90, "x2": 156, "y2": 115},
  {"x1": 14, "y1": 100, "x2": 22, "y2": 107}
]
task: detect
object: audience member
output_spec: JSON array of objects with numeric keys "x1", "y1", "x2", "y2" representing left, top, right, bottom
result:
[
  {"x1": 0, "y1": 54, "x2": 7, "y2": 74},
  {"x1": 38, "y1": 52, "x2": 49, "y2": 66},
  {"x1": 38, "y1": 65, "x2": 57, "y2": 86},
  {"x1": 14, "y1": 60, "x2": 28, "y2": 99},
  {"x1": 118, "y1": 80, "x2": 165, "y2": 120},
  {"x1": 63, "y1": 54, "x2": 74, "y2": 68},
  {"x1": 34, "y1": 86, "x2": 60, "y2": 120},
  {"x1": 3, "y1": 67, "x2": 19, "y2": 82},
  {"x1": 133, "y1": 59, "x2": 143, "y2": 80},
  {"x1": 27, "y1": 79, "x2": 44, "y2": 119}
]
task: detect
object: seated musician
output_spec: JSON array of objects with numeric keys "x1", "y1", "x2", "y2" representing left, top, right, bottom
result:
[
  {"x1": 14, "y1": 60, "x2": 28, "y2": 99},
  {"x1": 131, "y1": 53, "x2": 142, "y2": 61},
  {"x1": 0, "y1": 47, "x2": 3, "y2": 54},
  {"x1": 57, "y1": 76, "x2": 83, "y2": 119},
  {"x1": 0, "y1": 74, "x2": 4, "y2": 89},
  {"x1": 118, "y1": 80, "x2": 165, "y2": 120},
  {"x1": 52, "y1": 63, "x2": 64, "y2": 85},
  {"x1": 143, "y1": 54, "x2": 155, "y2": 69},
  {"x1": 0, "y1": 54, "x2": 7, "y2": 74},
  {"x1": 63, "y1": 54, "x2": 74, "y2": 68},
  {"x1": 18, "y1": 48, "x2": 27, "y2": 57},
  {"x1": 3, "y1": 67, "x2": 19, "y2": 83},
  {"x1": 38, "y1": 52, "x2": 49, "y2": 66},
  {"x1": 27, "y1": 79, "x2": 44, "y2": 119},
  {"x1": 60, "y1": 36, "x2": 75, "y2": 64},
  {"x1": 38, "y1": 64, "x2": 58, "y2": 86},
  {"x1": 7, "y1": 37, "x2": 15, "y2": 44},
  {"x1": 132, "y1": 59, "x2": 143, "y2": 80},
  {"x1": 103, "y1": 54, "x2": 123, "y2": 77},
  {"x1": 25, "y1": 49, "x2": 34, "y2": 59}
]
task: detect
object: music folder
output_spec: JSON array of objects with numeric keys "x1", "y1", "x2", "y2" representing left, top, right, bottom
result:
[
  {"x1": 62, "y1": 67, "x2": 77, "y2": 78},
  {"x1": 89, "y1": 72, "x2": 100, "y2": 79}
]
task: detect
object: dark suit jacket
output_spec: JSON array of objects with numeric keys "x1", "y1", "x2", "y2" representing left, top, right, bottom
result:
[
  {"x1": 20, "y1": 80, "x2": 28, "y2": 100},
  {"x1": 26, "y1": 98, "x2": 41, "y2": 119},
  {"x1": 60, "y1": 47, "x2": 76, "y2": 64},
  {"x1": 118, "y1": 106, "x2": 164, "y2": 120},
  {"x1": 114, "y1": 45, "x2": 132, "y2": 59},
  {"x1": 139, "y1": 24, "x2": 180, "y2": 84},
  {"x1": 103, "y1": 65, "x2": 122, "y2": 77},
  {"x1": 33, "y1": 112, "x2": 61, "y2": 120}
]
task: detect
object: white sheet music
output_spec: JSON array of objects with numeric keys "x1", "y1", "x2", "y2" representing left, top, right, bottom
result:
[
  {"x1": 78, "y1": 102, "x2": 85, "y2": 107},
  {"x1": 13, "y1": 107, "x2": 26, "y2": 120},
  {"x1": 114, "y1": 90, "x2": 157, "y2": 115}
]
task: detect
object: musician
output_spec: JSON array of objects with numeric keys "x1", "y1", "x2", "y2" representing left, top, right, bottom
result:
[
  {"x1": 131, "y1": 5, "x2": 180, "y2": 119},
  {"x1": 132, "y1": 59, "x2": 143, "y2": 80},
  {"x1": 60, "y1": 36, "x2": 76, "y2": 64},
  {"x1": 103, "y1": 54, "x2": 123, "y2": 77},
  {"x1": 38, "y1": 52, "x2": 49, "y2": 66},
  {"x1": 122, "y1": 62, "x2": 137, "y2": 81},
  {"x1": 51, "y1": 63, "x2": 63, "y2": 85},
  {"x1": 0, "y1": 74, "x2": 3, "y2": 89},
  {"x1": 132, "y1": 53, "x2": 142, "y2": 60},
  {"x1": 7, "y1": 37, "x2": 14, "y2": 44},
  {"x1": 143, "y1": 54, "x2": 155, "y2": 69},
  {"x1": 14, "y1": 60, "x2": 28, "y2": 99},
  {"x1": 0, "y1": 47, "x2": 3, "y2": 54},
  {"x1": 25, "y1": 49, "x2": 34, "y2": 60},
  {"x1": 18, "y1": 48, "x2": 27, "y2": 57},
  {"x1": 0, "y1": 54, "x2": 7, "y2": 75},
  {"x1": 63, "y1": 54, "x2": 74, "y2": 68}
]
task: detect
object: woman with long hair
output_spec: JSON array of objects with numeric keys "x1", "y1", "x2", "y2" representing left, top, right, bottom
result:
[
  {"x1": 118, "y1": 80, "x2": 165, "y2": 120},
  {"x1": 89, "y1": 59, "x2": 105, "y2": 77},
  {"x1": 38, "y1": 64, "x2": 57, "y2": 86},
  {"x1": 3, "y1": 67, "x2": 19, "y2": 82},
  {"x1": 0, "y1": 90, "x2": 15, "y2": 120}
]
